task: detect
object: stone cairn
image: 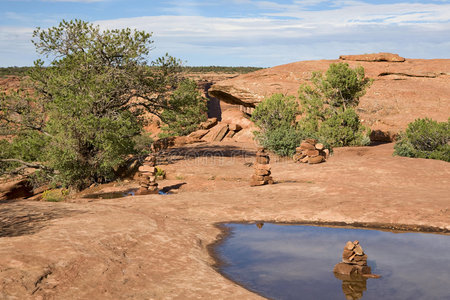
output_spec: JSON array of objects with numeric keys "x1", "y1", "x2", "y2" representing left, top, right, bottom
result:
[
  {"x1": 136, "y1": 155, "x2": 159, "y2": 195},
  {"x1": 333, "y1": 240, "x2": 379, "y2": 277},
  {"x1": 333, "y1": 241, "x2": 380, "y2": 300},
  {"x1": 250, "y1": 148, "x2": 274, "y2": 186},
  {"x1": 293, "y1": 139, "x2": 330, "y2": 164}
]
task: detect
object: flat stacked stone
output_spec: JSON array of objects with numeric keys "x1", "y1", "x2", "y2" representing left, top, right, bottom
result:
[
  {"x1": 333, "y1": 240, "x2": 372, "y2": 276},
  {"x1": 250, "y1": 148, "x2": 274, "y2": 186},
  {"x1": 293, "y1": 139, "x2": 330, "y2": 164},
  {"x1": 136, "y1": 155, "x2": 159, "y2": 195}
]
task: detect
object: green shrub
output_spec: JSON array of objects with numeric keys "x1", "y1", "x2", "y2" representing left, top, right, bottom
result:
[
  {"x1": 318, "y1": 108, "x2": 371, "y2": 147},
  {"x1": 251, "y1": 64, "x2": 372, "y2": 156},
  {"x1": 160, "y1": 79, "x2": 208, "y2": 137},
  {"x1": 298, "y1": 63, "x2": 372, "y2": 148},
  {"x1": 251, "y1": 94, "x2": 306, "y2": 156},
  {"x1": 42, "y1": 189, "x2": 68, "y2": 202},
  {"x1": 394, "y1": 118, "x2": 450, "y2": 162}
]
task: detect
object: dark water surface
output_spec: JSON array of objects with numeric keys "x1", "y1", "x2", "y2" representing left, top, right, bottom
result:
[{"x1": 215, "y1": 223, "x2": 450, "y2": 300}]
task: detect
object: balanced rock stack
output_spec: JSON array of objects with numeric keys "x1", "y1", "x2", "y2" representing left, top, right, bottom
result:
[
  {"x1": 293, "y1": 139, "x2": 330, "y2": 164},
  {"x1": 250, "y1": 148, "x2": 274, "y2": 186},
  {"x1": 333, "y1": 241, "x2": 372, "y2": 276},
  {"x1": 136, "y1": 155, "x2": 159, "y2": 195}
]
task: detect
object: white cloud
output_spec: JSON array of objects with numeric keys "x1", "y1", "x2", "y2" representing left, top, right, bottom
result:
[{"x1": 1, "y1": 1, "x2": 449, "y2": 66}]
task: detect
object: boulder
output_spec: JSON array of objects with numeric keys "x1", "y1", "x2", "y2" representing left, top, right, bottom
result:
[
  {"x1": 202, "y1": 123, "x2": 229, "y2": 142},
  {"x1": 228, "y1": 124, "x2": 242, "y2": 132},
  {"x1": 213, "y1": 125, "x2": 229, "y2": 142},
  {"x1": 188, "y1": 129, "x2": 210, "y2": 139},
  {"x1": 0, "y1": 179, "x2": 33, "y2": 201},
  {"x1": 199, "y1": 118, "x2": 218, "y2": 129}
]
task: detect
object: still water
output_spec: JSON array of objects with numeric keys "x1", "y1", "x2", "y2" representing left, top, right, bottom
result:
[{"x1": 215, "y1": 223, "x2": 450, "y2": 300}]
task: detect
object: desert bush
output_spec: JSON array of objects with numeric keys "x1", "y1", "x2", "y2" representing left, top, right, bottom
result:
[
  {"x1": 394, "y1": 118, "x2": 450, "y2": 162},
  {"x1": 159, "y1": 79, "x2": 207, "y2": 137},
  {"x1": 251, "y1": 94, "x2": 306, "y2": 156},
  {"x1": 298, "y1": 62, "x2": 371, "y2": 148},
  {"x1": 252, "y1": 63, "x2": 371, "y2": 156},
  {"x1": 42, "y1": 188, "x2": 68, "y2": 202},
  {"x1": 318, "y1": 108, "x2": 371, "y2": 147}
]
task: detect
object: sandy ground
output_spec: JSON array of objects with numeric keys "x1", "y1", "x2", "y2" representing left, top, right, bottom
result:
[{"x1": 0, "y1": 142, "x2": 449, "y2": 299}]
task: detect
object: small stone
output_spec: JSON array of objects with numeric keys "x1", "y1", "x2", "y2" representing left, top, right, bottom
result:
[
  {"x1": 315, "y1": 143, "x2": 324, "y2": 150},
  {"x1": 354, "y1": 245, "x2": 364, "y2": 255},
  {"x1": 250, "y1": 180, "x2": 266, "y2": 186},
  {"x1": 343, "y1": 249, "x2": 354, "y2": 259},
  {"x1": 254, "y1": 164, "x2": 271, "y2": 171},
  {"x1": 228, "y1": 124, "x2": 242, "y2": 132},
  {"x1": 139, "y1": 166, "x2": 156, "y2": 173},
  {"x1": 308, "y1": 156, "x2": 324, "y2": 164},
  {"x1": 345, "y1": 241, "x2": 355, "y2": 250},
  {"x1": 306, "y1": 149, "x2": 319, "y2": 157},
  {"x1": 255, "y1": 169, "x2": 270, "y2": 176},
  {"x1": 256, "y1": 156, "x2": 270, "y2": 164},
  {"x1": 252, "y1": 175, "x2": 265, "y2": 181}
]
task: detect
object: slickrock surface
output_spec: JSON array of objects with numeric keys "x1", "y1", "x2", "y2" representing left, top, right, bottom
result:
[
  {"x1": 210, "y1": 58, "x2": 450, "y2": 141},
  {"x1": 0, "y1": 142, "x2": 449, "y2": 299}
]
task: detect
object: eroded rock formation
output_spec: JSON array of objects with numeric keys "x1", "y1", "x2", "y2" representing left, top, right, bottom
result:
[
  {"x1": 209, "y1": 57, "x2": 450, "y2": 141},
  {"x1": 339, "y1": 52, "x2": 405, "y2": 62}
]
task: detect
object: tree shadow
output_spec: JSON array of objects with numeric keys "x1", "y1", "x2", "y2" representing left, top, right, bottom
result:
[
  {"x1": 157, "y1": 144, "x2": 256, "y2": 165},
  {"x1": 0, "y1": 202, "x2": 82, "y2": 238}
]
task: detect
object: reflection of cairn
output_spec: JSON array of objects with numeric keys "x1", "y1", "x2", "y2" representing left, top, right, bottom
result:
[
  {"x1": 250, "y1": 148, "x2": 274, "y2": 186},
  {"x1": 136, "y1": 155, "x2": 159, "y2": 195},
  {"x1": 293, "y1": 139, "x2": 330, "y2": 164},
  {"x1": 334, "y1": 241, "x2": 376, "y2": 276},
  {"x1": 334, "y1": 272, "x2": 367, "y2": 300}
]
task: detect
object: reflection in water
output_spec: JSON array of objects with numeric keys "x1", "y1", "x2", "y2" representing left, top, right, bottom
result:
[
  {"x1": 216, "y1": 223, "x2": 450, "y2": 300},
  {"x1": 334, "y1": 273, "x2": 367, "y2": 300}
]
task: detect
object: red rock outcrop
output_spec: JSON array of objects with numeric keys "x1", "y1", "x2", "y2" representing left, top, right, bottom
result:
[
  {"x1": 339, "y1": 52, "x2": 405, "y2": 62},
  {"x1": 209, "y1": 58, "x2": 450, "y2": 141}
]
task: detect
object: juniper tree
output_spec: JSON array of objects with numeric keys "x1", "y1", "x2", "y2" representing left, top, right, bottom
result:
[{"x1": 0, "y1": 20, "x2": 181, "y2": 189}]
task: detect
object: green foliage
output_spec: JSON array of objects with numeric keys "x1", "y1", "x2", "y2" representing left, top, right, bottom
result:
[
  {"x1": 251, "y1": 94, "x2": 306, "y2": 156},
  {"x1": 180, "y1": 66, "x2": 263, "y2": 74},
  {"x1": 155, "y1": 167, "x2": 166, "y2": 179},
  {"x1": 318, "y1": 108, "x2": 371, "y2": 147},
  {"x1": 298, "y1": 62, "x2": 371, "y2": 148},
  {"x1": 42, "y1": 189, "x2": 68, "y2": 202},
  {"x1": 394, "y1": 118, "x2": 450, "y2": 162},
  {"x1": 1, "y1": 19, "x2": 181, "y2": 190},
  {"x1": 159, "y1": 79, "x2": 207, "y2": 137}
]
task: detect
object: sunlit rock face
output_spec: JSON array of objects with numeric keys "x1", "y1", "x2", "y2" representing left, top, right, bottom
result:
[{"x1": 210, "y1": 57, "x2": 450, "y2": 141}]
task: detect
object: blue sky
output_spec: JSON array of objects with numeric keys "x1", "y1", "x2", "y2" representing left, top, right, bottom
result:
[{"x1": 1, "y1": 0, "x2": 449, "y2": 67}]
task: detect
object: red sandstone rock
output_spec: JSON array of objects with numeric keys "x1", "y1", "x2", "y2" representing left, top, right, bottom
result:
[
  {"x1": 339, "y1": 52, "x2": 405, "y2": 62},
  {"x1": 210, "y1": 58, "x2": 450, "y2": 140},
  {"x1": 308, "y1": 156, "x2": 324, "y2": 164},
  {"x1": 199, "y1": 118, "x2": 218, "y2": 129}
]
